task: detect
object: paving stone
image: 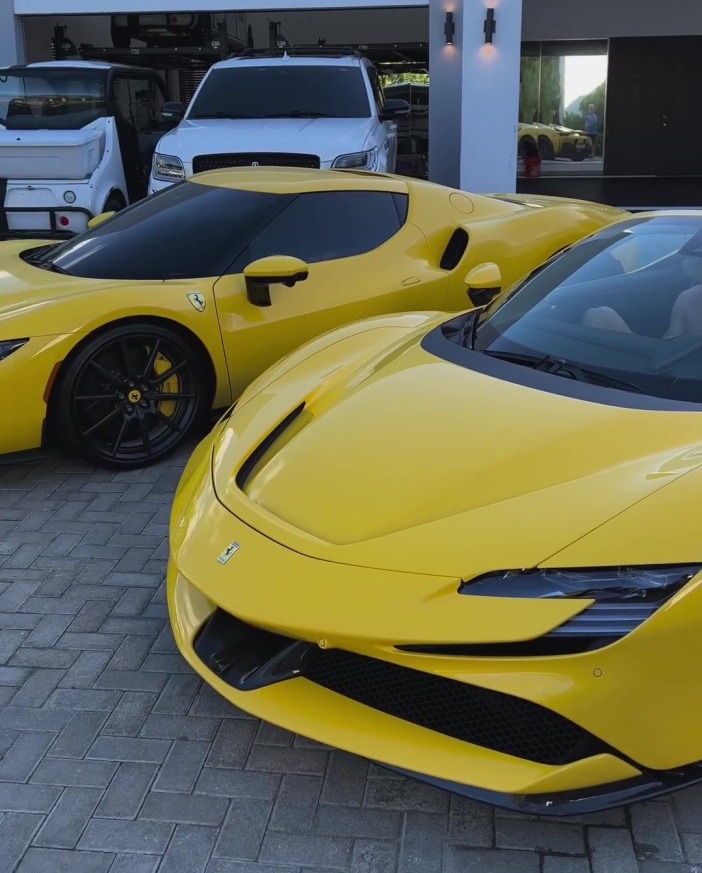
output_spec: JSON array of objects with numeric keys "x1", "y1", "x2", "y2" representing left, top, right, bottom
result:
[
  {"x1": 59, "y1": 651, "x2": 113, "y2": 689},
  {"x1": 315, "y1": 804, "x2": 403, "y2": 840},
  {"x1": 33, "y1": 787, "x2": 103, "y2": 848},
  {"x1": 107, "y1": 855, "x2": 159, "y2": 873},
  {"x1": 9, "y1": 669, "x2": 64, "y2": 707},
  {"x1": 46, "y1": 688, "x2": 122, "y2": 712},
  {"x1": 102, "y1": 692, "x2": 159, "y2": 737},
  {"x1": 139, "y1": 791, "x2": 229, "y2": 826},
  {"x1": 214, "y1": 798, "x2": 274, "y2": 861},
  {"x1": 95, "y1": 762, "x2": 157, "y2": 819},
  {"x1": 448, "y1": 795, "x2": 493, "y2": 848},
  {"x1": 681, "y1": 832, "x2": 702, "y2": 864},
  {"x1": 207, "y1": 720, "x2": 258, "y2": 769},
  {"x1": 268, "y1": 774, "x2": 322, "y2": 832},
  {"x1": 87, "y1": 736, "x2": 171, "y2": 765},
  {"x1": 139, "y1": 714, "x2": 220, "y2": 742},
  {"x1": 159, "y1": 824, "x2": 218, "y2": 873},
  {"x1": 79, "y1": 818, "x2": 174, "y2": 854},
  {"x1": 496, "y1": 818, "x2": 585, "y2": 855},
  {"x1": 206, "y1": 861, "x2": 301, "y2": 873},
  {"x1": 194, "y1": 767, "x2": 281, "y2": 800},
  {"x1": 16, "y1": 848, "x2": 114, "y2": 873},
  {"x1": 542, "y1": 858, "x2": 593, "y2": 873},
  {"x1": 0, "y1": 782, "x2": 62, "y2": 813},
  {"x1": 364, "y1": 777, "x2": 450, "y2": 814},
  {"x1": 589, "y1": 826, "x2": 639, "y2": 873},
  {"x1": 320, "y1": 751, "x2": 369, "y2": 807},
  {"x1": 0, "y1": 706, "x2": 71, "y2": 732},
  {"x1": 106, "y1": 637, "x2": 154, "y2": 672},
  {"x1": 444, "y1": 847, "x2": 542, "y2": 873},
  {"x1": 244, "y1": 745, "x2": 328, "y2": 776},
  {"x1": 259, "y1": 831, "x2": 353, "y2": 871},
  {"x1": 31, "y1": 758, "x2": 118, "y2": 789},
  {"x1": 152, "y1": 740, "x2": 210, "y2": 794},
  {"x1": 632, "y1": 801, "x2": 685, "y2": 861},
  {"x1": 399, "y1": 811, "x2": 446, "y2": 873},
  {"x1": 0, "y1": 731, "x2": 56, "y2": 781},
  {"x1": 152, "y1": 674, "x2": 202, "y2": 715},
  {"x1": 0, "y1": 812, "x2": 43, "y2": 873},
  {"x1": 351, "y1": 839, "x2": 398, "y2": 873},
  {"x1": 48, "y1": 712, "x2": 109, "y2": 759}
]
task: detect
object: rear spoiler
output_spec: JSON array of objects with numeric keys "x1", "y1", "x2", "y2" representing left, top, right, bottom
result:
[{"x1": 0, "y1": 205, "x2": 92, "y2": 241}]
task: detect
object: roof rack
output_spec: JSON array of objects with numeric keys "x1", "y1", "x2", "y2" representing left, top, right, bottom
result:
[{"x1": 229, "y1": 46, "x2": 364, "y2": 60}]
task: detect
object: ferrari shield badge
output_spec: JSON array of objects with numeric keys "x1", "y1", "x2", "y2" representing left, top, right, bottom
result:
[
  {"x1": 217, "y1": 541, "x2": 241, "y2": 565},
  {"x1": 187, "y1": 292, "x2": 206, "y2": 312}
]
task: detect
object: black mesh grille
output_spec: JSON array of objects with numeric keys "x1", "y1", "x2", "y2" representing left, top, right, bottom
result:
[
  {"x1": 193, "y1": 152, "x2": 320, "y2": 173},
  {"x1": 304, "y1": 649, "x2": 607, "y2": 766}
]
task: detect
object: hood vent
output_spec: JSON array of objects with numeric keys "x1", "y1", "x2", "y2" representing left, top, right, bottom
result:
[{"x1": 236, "y1": 403, "x2": 305, "y2": 492}]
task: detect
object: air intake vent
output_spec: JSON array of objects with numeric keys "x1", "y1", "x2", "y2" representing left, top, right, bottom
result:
[
  {"x1": 440, "y1": 228, "x2": 469, "y2": 270},
  {"x1": 235, "y1": 403, "x2": 305, "y2": 491}
]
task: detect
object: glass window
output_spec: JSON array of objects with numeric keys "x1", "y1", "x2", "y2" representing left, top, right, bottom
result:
[
  {"x1": 467, "y1": 216, "x2": 702, "y2": 403},
  {"x1": 518, "y1": 41, "x2": 607, "y2": 174},
  {"x1": 25, "y1": 181, "x2": 290, "y2": 280},
  {"x1": 0, "y1": 67, "x2": 107, "y2": 130},
  {"x1": 111, "y1": 76, "x2": 166, "y2": 131},
  {"x1": 188, "y1": 65, "x2": 372, "y2": 120},
  {"x1": 229, "y1": 191, "x2": 408, "y2": 271}
]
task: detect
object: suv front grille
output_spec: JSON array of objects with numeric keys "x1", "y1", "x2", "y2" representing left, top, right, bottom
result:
[
  {"x1": 193, "y1": 152, "x2": 320, "y2": 173},
  {"x1": 304, "y1": 648, "x2": 608, "y2": 766}
]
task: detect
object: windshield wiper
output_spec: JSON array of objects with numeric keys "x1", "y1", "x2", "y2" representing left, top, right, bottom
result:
[
  {"x1": 190, "y1": 112, "x2": 258, "y2": 119},
  {"x1": 457, "y1": 309, "x2": 481, "y2": 349},
  {"x1": 39, "y1": 261, "x2": 70, "y2": 275},
  {"x1": 263, "y1": 111, "x2": 334, "y2": 118},
  {"x1": 483, "y1": 350, "x2": 644, "y2": 394}
]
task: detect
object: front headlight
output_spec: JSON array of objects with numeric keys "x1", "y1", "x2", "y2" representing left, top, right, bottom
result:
[
  {"x1": 459, "y1": 566, "x2": 700, "y2": 603},
  {"x1": 332, "y1": 148, "x2": 378, "y2": 170},
  {"x1": 0, "y1": 339, "x2": 28, "y2": 361},
  {"x1": 153, "y1": 153, "x2": 185, "y2": 181}
]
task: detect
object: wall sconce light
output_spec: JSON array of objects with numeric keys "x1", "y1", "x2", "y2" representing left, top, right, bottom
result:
[
  {"x1": 444, "y1": 11, "x2": 455, "y2": 45},
  {"x1": 483, "y1": 7, "x2": 496, "y2": 43}
]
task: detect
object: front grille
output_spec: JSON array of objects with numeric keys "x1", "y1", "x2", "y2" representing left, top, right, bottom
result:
[
  {"x1": 193, "y1": 152, "x2": 320, "y2": 173},
  {"x1": 304, "y1": 649, "x2": 608, "y2": 766}
]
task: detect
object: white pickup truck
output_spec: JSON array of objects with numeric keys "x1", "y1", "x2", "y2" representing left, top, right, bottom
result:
[
  {"x1": 149, "y1": 49, "x2": 410, "y2": 193},
  {"x1": 0, "y1": 60, "x2": 171, "y2": 238}
]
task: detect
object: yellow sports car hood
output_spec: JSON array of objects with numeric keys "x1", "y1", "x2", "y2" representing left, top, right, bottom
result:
[{"x1": 213, "y1": 335, "x2": 702, "y2": 577}]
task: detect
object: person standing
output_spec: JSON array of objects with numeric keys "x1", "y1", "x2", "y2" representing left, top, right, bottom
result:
[{"x1": 584, "y1": 103, "x2": 599, "y2": 154}]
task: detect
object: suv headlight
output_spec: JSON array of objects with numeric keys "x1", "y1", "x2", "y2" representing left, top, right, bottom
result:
[
  {"x1": 0, "y1": 339, "x2": 28, "y2": 361},
  {"x1": 153, "y1": 153, "x2": 185, "y2": 181},
  {"x1": 332, "y1": 148, "x2": 378, "y2": 170}
]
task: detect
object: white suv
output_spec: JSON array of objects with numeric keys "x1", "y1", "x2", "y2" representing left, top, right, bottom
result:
[{"x1": 149, "y1": 50, "x2": 409, "y2": 193}]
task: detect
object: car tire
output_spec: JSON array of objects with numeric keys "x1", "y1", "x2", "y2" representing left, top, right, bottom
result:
[
  {"x1": 52, "y1": 322, "x2": 210, "y2": 469},
  {"x1": 538, "y1": 136, "x2": 555, "y2": 160},
  {"x1": 103, "y1": 194, "x2": 126, "y2": 214}
]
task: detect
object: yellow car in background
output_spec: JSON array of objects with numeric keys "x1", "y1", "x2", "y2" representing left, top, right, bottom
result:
[
  {"x1": 169, "y1": 210, "x2": 702, "y2": 814},
  {"x1": 0, "y1": 167, "x2": 623, "y2": 468},
  {"x1": 519, "y1": 122, "x2": 593, "y2": 161}
]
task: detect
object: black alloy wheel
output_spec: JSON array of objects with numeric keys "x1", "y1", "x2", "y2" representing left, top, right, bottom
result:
[
  {"x1": 538, "y1": 136, "x2": 555, "y2": 160},
  {"x1": 53, "y1": 323, "x2": 209, "y2": 468}
]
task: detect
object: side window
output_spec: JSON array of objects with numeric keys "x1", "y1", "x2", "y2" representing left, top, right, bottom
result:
[
  {"x1": 229, "y1": 191, "x2": 408, "y2": 272},
  {"x1": 129, "y1": 77, "x2": 165, "y2": 131},
  {"x1": 111, "y1": 75, "x2": 132, "y2": 121}
]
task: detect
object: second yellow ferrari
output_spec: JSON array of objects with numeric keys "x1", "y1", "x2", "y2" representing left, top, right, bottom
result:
[{"x1": 0, "y1": 166, "x2": 624, "y2": 467}]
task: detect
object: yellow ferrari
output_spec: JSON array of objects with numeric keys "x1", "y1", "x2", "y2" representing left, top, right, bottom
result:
[
  {"x1": 0, "y1": 166, "x2": 623, "y2": 468},
  {"x1": 169, "y1": 210, "x2": 702, "y2": 814}
]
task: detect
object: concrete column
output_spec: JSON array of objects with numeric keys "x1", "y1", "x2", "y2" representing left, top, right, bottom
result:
[
  {"x1": 0, "y1": 0, "x2": 24, "y2": 66},
  {"x1": 429, "y1": 0, "x2": 522, "y2": 193}
]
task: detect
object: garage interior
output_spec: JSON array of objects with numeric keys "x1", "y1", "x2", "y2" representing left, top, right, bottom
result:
[{"x1": 11, "y1": 2, "x2": 702, "y2": 207}]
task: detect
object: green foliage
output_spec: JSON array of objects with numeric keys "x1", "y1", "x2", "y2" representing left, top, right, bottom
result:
[
  {"x1": 381, "y1": 72, "x2": 429, "y2": 87},
  {"x1": 518, "y1": 55, "x2": 562, "y2": 124}
]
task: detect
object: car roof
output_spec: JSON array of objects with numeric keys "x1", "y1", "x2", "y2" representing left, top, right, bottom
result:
[
  {"x1": 6, "y1": 60, "x2": 153, "y2": 73},
  {"x1": 191, "y1": 166, "x2": 408, "y2": 194},
  {"x1": 211, "y1": 54, "x2": 363, "y2": 70}
]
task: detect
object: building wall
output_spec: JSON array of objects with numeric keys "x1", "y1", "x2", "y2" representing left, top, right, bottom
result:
[
  {"x1": 0, "y1": 0, "x2": 24, "y2": 64},
  {"x1": 522, "y1": 0, "x2": 702, "y2": 40}
]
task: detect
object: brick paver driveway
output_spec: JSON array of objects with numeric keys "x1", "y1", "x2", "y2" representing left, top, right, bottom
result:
[{"x1": 0, "y1": 446, "x2": 700, "y2": 873}]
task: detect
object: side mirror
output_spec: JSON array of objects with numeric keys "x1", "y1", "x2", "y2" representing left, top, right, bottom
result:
[
  {"x1": 87, "y1": 211, "x2": 115, "y2": 229},
  {"x1": 380, "y1": 98, "x2": 410, "y2": 121},
  {"x1": 161, "y1": 102, "x2": 185, "y2": 122},
  {"x1": 243, "y1": 255, "x2": 309, "y2": 307},
  {"x1": 465, "y1": 262, "x2": 502, "y2": 307}
]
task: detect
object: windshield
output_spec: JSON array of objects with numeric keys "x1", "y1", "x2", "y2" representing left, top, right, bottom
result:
[
  {"x1": 188, "y1": 65, "x2": 372, "y2": 119},
  {"x1": 465, "y1": 215, "x2": 702, "y2": 404},
  {"x1": 0, "y1": 67, "x2": 107, "y2": 130},
  {"x1": 25, "y1": 181, "x2": 289, "y2": 280}
]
